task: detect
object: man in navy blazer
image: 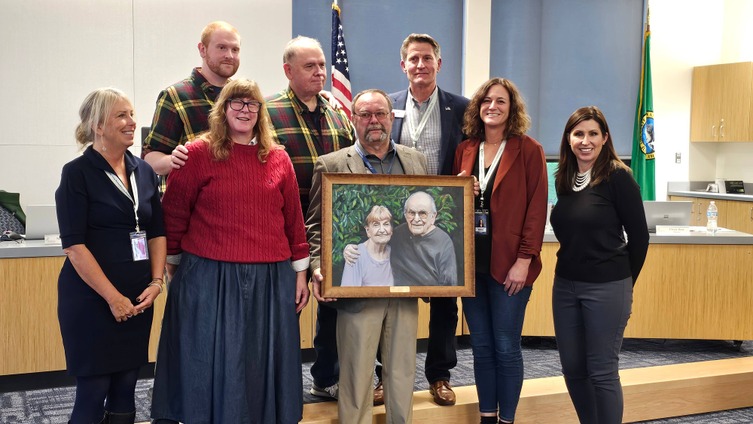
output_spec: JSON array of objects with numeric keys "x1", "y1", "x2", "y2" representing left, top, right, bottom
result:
[
  {"x1": 389, "y1": 83, "x2": 467, "y2": 176},
  {"x1": 383, "y1": 33, "x2": 469, "y2": 407}
]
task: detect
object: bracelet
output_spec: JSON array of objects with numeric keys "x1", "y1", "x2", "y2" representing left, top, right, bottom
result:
[{"x1": 149, "y1": 278, "x2": 164, "y2": 294}]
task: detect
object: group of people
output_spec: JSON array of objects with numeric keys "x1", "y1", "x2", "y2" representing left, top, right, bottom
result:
[{"x1": 54, "y1": 19, "x2": 649, "y2": 424}]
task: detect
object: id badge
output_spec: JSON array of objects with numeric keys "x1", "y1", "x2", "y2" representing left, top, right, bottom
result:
[
  {"x1": 474, "y1": 209, "x2": 489, "y2": 235},
  {"x1": 130, "y1": 231, "x2": 149, "y2": 261}
]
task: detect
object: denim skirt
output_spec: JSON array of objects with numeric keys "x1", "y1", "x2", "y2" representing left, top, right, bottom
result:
[{"x1": 151, "y1": 253, "x2": 303, "y2": 424}]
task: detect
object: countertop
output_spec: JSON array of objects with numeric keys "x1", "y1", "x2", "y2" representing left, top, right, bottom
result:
[
  {"x1": 3, "y1": 230, "x2": 753, "y2": 259},
  {"x1": 0, "y1": 239, "x2": 64, "y2": 258},
  {"x1": 667, "y1": 181, "x2": 753, "y2": 202},
  {"x1": 544, "y1": 228, "x2": 753, "y2": 245}
]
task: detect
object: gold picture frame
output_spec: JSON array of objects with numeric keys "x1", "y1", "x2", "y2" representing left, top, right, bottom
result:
[{"x1": 321, "y1": 173, "x2": 475, "y2": 298}]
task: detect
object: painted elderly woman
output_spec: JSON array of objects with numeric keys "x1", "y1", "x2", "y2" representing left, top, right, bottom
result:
[{"x1": 341, "y1": 205, "x2": 394, "y2": 287}]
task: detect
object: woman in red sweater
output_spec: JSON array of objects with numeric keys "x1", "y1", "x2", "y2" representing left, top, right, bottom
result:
[{"x1": 151, "y1": 79, "x2": 310, "y2": 424}]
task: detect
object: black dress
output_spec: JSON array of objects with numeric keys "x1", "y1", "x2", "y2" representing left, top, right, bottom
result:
[{"x1": 55, "y1": 146, "x2": 164, "y2": 376}]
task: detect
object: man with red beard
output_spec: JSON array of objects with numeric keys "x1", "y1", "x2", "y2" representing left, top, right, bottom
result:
[{"x1": 142, "y1": 21, "x2": 241, "y2": 184}]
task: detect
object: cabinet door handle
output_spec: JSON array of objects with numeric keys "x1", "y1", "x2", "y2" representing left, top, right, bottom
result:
[
  {"x1": 711, "y1": 125, "x2": 717, "y2": 137},
  {"x1": 749, "y1": 206, "x2": 752, "y2": 221},
  {"x1": 697, "y1": 202, "x2": 702, "y2": 222},
  {"x1": 720, "y1": 119, "x2": 725, "y2": 138}
]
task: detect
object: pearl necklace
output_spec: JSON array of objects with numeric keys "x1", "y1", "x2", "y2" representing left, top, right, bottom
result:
[{"x1": 572, "y1": 169, "x2": 591, "y2": 192}]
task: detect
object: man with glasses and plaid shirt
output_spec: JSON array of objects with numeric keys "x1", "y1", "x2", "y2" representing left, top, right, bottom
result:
[{"x1": 142, "y1": 21, "x2": 241, "y2": 188}]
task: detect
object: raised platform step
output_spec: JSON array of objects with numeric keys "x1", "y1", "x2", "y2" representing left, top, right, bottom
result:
[{"x1": 301, "y1": 357, "x2": 753, "y2": 423}]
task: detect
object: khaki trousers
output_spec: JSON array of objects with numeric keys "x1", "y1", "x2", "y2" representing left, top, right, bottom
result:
[{"x1": 336, "y1": 298, "x2": 419, "y2": 424}]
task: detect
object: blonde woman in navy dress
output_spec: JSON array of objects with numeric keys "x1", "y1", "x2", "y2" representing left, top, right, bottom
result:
[
  {"x1": 151, "y1": 79, "x2": 310, "y2": 424},
  {"x1": 56, "y1": 88, "x2": 166, "y2": 424}
]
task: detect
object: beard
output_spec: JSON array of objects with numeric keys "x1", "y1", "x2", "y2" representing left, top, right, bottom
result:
[
  {"x1": 206, "y1": 57, "x2": 239, "y2": 79},
  {"x1": 363, "y1": 125, "x2": 388, "y2": 143}
]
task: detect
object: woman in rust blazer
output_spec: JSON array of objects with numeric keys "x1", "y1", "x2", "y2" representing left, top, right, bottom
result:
[{"x1": 452, "y1": 78, "x2": 547, "y2": 424}]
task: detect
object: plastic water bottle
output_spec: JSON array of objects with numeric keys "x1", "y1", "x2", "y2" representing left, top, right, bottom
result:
[{"x1": 706, "y1": 201, "x2": 718, "y2": 234}]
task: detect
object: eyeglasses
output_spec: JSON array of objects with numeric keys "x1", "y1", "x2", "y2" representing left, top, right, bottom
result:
[
  {"x1": 354, "y1": 111, "x2": 390, "y2": 121},
  {"x1": 228, "y1": 99, "x2": 261, "y2": 112},
  {"x1": 405, "y1": 210, "x2": 432, "y2": 220}
]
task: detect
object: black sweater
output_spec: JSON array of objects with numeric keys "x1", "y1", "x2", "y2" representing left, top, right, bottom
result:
[{"x1": 550, "y1": 168, "x2": 649, "y2": 284}]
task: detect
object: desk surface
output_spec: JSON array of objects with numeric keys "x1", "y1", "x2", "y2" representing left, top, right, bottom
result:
[
  {"x1": 5, "y1": 229, "x2": 751, "y2": 260},
  {"x1": 543, "y1": 229, "x2": 753, "y2": 245},
  {"x1": 0, "y1": 240, "x2": 64, "y2": 258}
]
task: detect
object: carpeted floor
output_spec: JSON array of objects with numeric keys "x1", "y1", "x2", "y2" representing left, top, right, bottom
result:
[{"x1": 1, "y1": 338, "x2": 750, "y2": 423}]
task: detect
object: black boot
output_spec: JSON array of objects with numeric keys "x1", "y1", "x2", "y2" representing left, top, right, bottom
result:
[
  {"x1": 104, "y1": 411, "x2": 136, "y2": 424},
  {"x1": 480, "y1": 417, "x2": 497, "y2": 424}
]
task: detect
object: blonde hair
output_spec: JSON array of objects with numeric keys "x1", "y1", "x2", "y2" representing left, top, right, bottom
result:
[
  {"x1": 203, "y1": 79, "x2": 280, "y2": 162},
  {"x1": 200, "y1": 21, "x2": 240, "y2": 47},
  {"x1": 364, "y1": 205, "x2": 393, "y2": 227},
  {"x1": 75, "y1": 87, "x2": 130, "y2": 147}
]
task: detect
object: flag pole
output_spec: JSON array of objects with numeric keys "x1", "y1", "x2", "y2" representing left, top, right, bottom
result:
[
  {"x1": 331, "y1": 0, "x2": 353, "y2": 118},
  {"x1": 631, "y1": 0, "x2": 656, "y2": 200}
]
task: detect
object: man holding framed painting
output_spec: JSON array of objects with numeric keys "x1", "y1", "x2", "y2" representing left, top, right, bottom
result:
[{"x1": 306, "y1": 88, "x2": 428, "y2": 423}]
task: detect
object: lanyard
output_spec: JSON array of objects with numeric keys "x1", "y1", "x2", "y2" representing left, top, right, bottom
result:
[
  {"x1": 406, "y1": 91, "x2": 438, "y2": 147},
  {"x1": 105, "y1": 170, "x2": 141, "y2": 232},
  {"x1": 478, "y1": 140, "x2": 506, "y2": 208},
  {"x1": 354, "y1": 141, "x2": 397, "y2": 175}
]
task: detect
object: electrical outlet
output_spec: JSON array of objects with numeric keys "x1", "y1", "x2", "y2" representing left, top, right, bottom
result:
[{"x1": 675, "y1": 152, "x2": 681, "y2": 164}]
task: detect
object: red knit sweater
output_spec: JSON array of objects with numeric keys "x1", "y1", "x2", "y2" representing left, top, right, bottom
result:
[{"x1": 162, "y1": 140, "x2": 309, "y2": 264}]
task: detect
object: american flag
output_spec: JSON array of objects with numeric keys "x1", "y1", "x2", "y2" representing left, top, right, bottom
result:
[{"x1": 331, "y1": 1, "x2": 352, "y2": 119}]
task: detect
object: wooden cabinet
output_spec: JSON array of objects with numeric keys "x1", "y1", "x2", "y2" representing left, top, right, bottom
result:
[
  {"x1": 0, "y1": 256, "x2": 166, "y2": 375},
  {"x1": 521, "y1": 243, "x2": 753, "y2": 340},
  {"x1": 726, "y1": 200, "x2": 753, "y2": 234},
  {"x1": 690, "y1": 62, "x2": 753, "y2": 142},
  {"x1": 670, "y1": 195, "x2": 753, "y2": 233},
  {"x1": 668, "y1": 195, "x2": 727, "y2": 227}
]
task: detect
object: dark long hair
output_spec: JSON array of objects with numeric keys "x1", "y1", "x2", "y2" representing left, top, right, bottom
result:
[{"x1": 554, "y1": 106, "x2": 630, "y2": 195}]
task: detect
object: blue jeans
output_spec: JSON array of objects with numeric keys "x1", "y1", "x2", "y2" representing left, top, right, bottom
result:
[
  {"x1": 462, "y1": 273, "x2": 532, "y2": 422},
  {"x1": 552, "y1": 275, "x2": 632, "y2": 424}
]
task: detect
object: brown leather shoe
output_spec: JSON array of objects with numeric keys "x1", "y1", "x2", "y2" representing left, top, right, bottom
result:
[
  {"x1": 373, "y1": 381, "x2": 384, "y2": 406},
  {"x1": 429, "y1": 380, "x2": 456, "y2": 406}
]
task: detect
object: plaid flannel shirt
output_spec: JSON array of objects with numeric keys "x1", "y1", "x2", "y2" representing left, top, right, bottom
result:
[
  {"x1": 142, "y1": 67, "x2": 221, "y2": 156},
  {"x1": 266, "y1": 87, "x2": 355, "y2": 211}
]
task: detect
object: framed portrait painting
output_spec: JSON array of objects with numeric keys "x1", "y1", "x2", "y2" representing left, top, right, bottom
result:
[{"x1": 320, "y1": 173, "x2": 475, "y2": 298}]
